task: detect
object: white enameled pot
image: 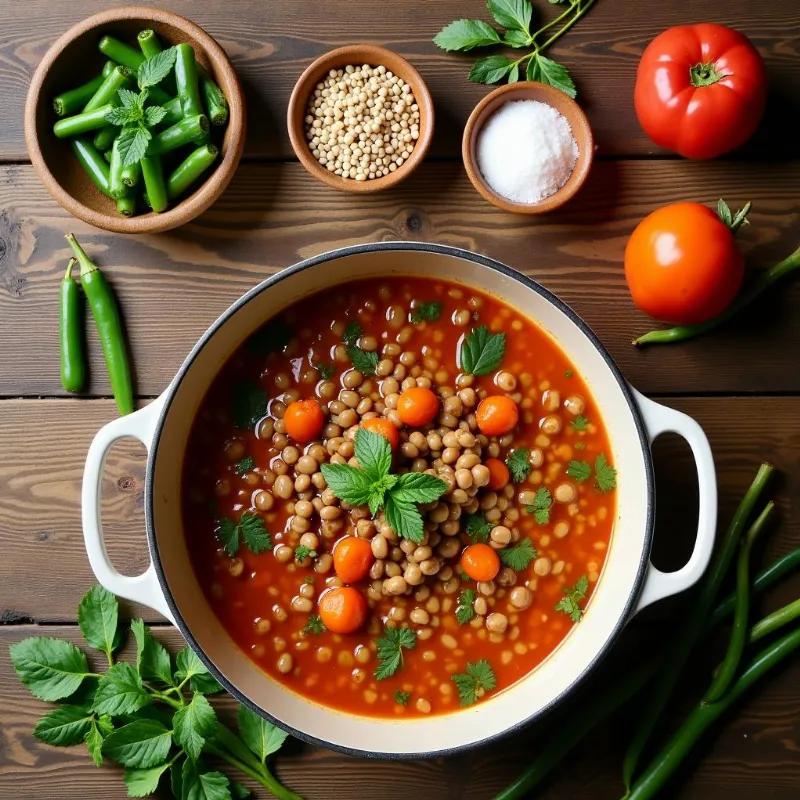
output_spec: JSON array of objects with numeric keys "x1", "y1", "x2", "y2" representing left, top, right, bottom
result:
[{"x1": 82, "y1": 243, "x2": 717, "y2": 758}]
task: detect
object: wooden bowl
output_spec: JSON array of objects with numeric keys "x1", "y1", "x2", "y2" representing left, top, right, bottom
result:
[
  {"x1": 287, "y1": 45, "x2": 434, "y2": 193},
  {"x1": 24, "y1": 6, "x2": 245, "y2": 234},
  {"x1": 462, "y1": 82, "x2": 593, "y2": 214}
]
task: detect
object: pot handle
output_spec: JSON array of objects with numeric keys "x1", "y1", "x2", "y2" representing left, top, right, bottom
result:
[
  {"x1": 81, "y1": 395, "x2": 175, "y2": 624},
  {"x1": 631, "y1": 389, "x2": 717, "y2": 614}
]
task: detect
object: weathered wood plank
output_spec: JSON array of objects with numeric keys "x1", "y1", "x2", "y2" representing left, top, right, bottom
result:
[
  {"x1": 1, "y1": 161, "x2": 798, "y2": 397},
  {"x1": 1, "y1": 0, "x2": 797, "y2": 160},
  {"x1": 1, "y1": 396, "x2": 798, "y2": 624}
]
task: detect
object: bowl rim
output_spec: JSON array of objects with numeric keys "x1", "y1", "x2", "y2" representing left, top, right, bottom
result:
[
  {"x1": 24, "y1": 5, "x2": 246, "y2": 234},
  {"x1": 143, "y1": 241, "x2": 655, "y2": 759},
  {"x1": 462, "y1": 81, "x2": 594, "y2": 215},
  {"x1": 286, "y1": 44, "x2": 434, "y2": 193}
]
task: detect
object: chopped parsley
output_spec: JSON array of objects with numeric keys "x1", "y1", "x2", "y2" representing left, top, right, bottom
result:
[
  {"x1": 455, "y1": 589, "x2": 476, "y2": 625},
  {"x1": 316, "y1": 362, "x2": 335, "y2": 381},
  {"x1": 302, "y1": 577, "x2": 315, "y2": 585},
  {"x1": 216, "y1": 512, "x2": 272, "y2": 557},
  {"x1": 555, "y1": 575, "x2": 589, "y2": 623},
  {"x1": 565, "y1": 369, "x2": 573, "y2": 378},
  {"x1": 499, "y1": 539, "x2": 537, "y2": 571},
  {"x1": 234, "y1": 456, "x2": 255, "y2": 476},
  {"x1": 451, "y1": 660, "x2": 497, "y2": 707},
  {"x1": 571, "y1": 415, "x2": 589, "y2": 432},
  {"x1": 506, "y1": 448, "x2": 531, "y2": 483},
  {"x1": 525, "y1": 487, "x2": 552, "y2": 525},
  {"x1": 374, "y1": 627, "x2": 417, "y2": 680},
  {"x1": 594, "y1": 453, "x2": 617, "y2": 494},
  {"x1": 232, "y1": 380, "x2": 268, "y2": 429},
  {"x1": 411, "y1": 301, "x2": 443, "y2": 323},
  {"x1": 343, "y1": 322, "x2": 362, "y2": 347},
  {"x1": 566, "y1": 460, "x2": 591, "y2": 483},
  {"x1": 575, "y1": 441, "x2": 586, "y2": 450},
  {"x1": 459, "y1": 570, "x2": 471, "y2": 582},
  {"x1": 294, "y1": 545, "x2": 317, "y2": 563},
  {"x1": 464, "y1": 512, "x2": 492, "y2": 543},
  {"x1": 459, "y1": 325, "x2": 506, "y2": 376},
  {"x1": 394, "y1": 690, "x2": 411, "y2": 706},
  {"x1": 301, "y1": 614, "x2": 326, "y2": 636},
  {"x1": 349, "y1": 346, "x2": 379, "y2": 375}
]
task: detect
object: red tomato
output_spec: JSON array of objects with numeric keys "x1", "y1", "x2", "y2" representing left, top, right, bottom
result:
[
  {"x1": 624, "y1": 202, "x2": 744, "y2": 324},
  {"x1": 283, "y1": 399, "x2": 324, "y2": 443},
  {"x1": 635, "y1": 24, "x2": 767, "y2": 159},
  {"x1": 476, "y1": 396, "x2": 519, "y2": 436}
]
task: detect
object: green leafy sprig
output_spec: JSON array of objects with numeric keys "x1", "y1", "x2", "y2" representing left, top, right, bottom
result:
[
  {"x1": 555, "y1": 574, "x2": 589, "y2": 622},
  {"x1": 451, "y1": 659, "x2": 497, "y2": 706},
  {"x1": 434, "y1": 0, "x2": 599, "y2": 97},
  {"x1": 9, "y1": 585, "x2": 302, "y2": 800}
]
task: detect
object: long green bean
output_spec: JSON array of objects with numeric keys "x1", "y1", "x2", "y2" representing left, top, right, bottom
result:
[
  {"x1": 167, "y1": 144, "x2": 218, "y2": 200},
  {"x1": 70, "y1": 138, "x2": 111, "y2": 197},
  {"x1": 53, "y1": 104, "x2": 114, "y2": 139},
  {"x1": 108, "y1": 137, "x2": 127, "y2": 200},
  {"x1": 115, "y1": 195, "x2": 136, "y2": 217},
  {"x1": 59, "y1": 258, "x2": 85, "y2": 393},
  {"x1": 141, "y1": 156, "x2": 168, "y2": 213},
  {"x1": 97, "y1": 35, "x2": 171, "y2": 105},
  {"x1": 148, "y1": 114, "x2": 209, "y2": 155},
  {"x1": 160, "y1": 96, "x2": 183, "y2": 127},
  {"x1": 53, "y1": 71, "x2": 106, "y2": 117},
  {"x1": 120, "y1": 160, "x2": 141, "y2": 190},
  {"x1": 174, "y1": 42, "x2": 204, "y2": 120},
  {"x1": 137, "y1": 29, "x2": 178, "y2": 94},
  {"x1": 83, "y1": 65, "x2": 132, "y2": 112},
  {"x1": 751, "y1": 598, "x2": 800, "y2": 644},
  {"x1": 94, "y1": 126, "x2": 118, "y2": 152},
  {"x1": 621, "y1": 463, "x2": 774, "y2": 792},
  {"x1": 198, "y1": 63, "x2": 228, "y2": 126}
]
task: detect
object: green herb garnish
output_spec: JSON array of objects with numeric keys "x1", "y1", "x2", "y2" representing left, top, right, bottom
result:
[
  {"x1": 594, "y1": 453, "x2": 617, "y2": 494},
  {"x1": 566, "y1": 460, "x2": 591, "y2": 483},
  {"x1": 234, "y1": 456, "x2": 255, "y2": 476},
  {"x1": 499, "y1": 538, "x2": 537, "y2": 571},
  {"x1": 525, "y1": 487, "x2": 552, "y2": 525},
  {"x1": 321, "y1": 429, "x2": 447, "y2": 542},
  {"x1": 411, "y1": 301, "x2": 443, "y2": 323},
  {"x1": 302, "y1": 577, "x2": 316, "y2": 585},
  {"x1": 232, "y1": 380, "x2": 268, "y2": 429},
  {"x1": 456, "y1": 589, "x2": 476, "y2": 625},
  {"x1": 571, "y1": 415, "x2": 589, "y2": 432},
  {"x1": 349, "y1": 346, "x2": 379, "y2": 375},
  {"x1": 451, "y1": 659, "x2": 497, "y2": 707},
  {"x1": 717, "y1": 198, "x2": 752, "y2": 233},
  {"x1": 374, "y1": 627, "x2": 417, "y2": 680},
  {"x1": 565, "y1": 369, "x2": 573, "y2": 378},
  {"x1": 506, "y1": 448, "x2": 531, "y2": 483},
  {"x1": 343, "y1": 322, "x2": 362, "y2": 347},
  {"x1": 394, "y1": 690, "x2": 411, "y2": 706},
  {"x1": 555, "y1": 575, "x2": 589, "y2": 623},
  {"x1": 216, "y1": 512, "x2": 272, "y2": 557},
  {"x1": 316, "y1": 363, "x2": 335, "y2": 381},
  {"x1": 294, "y1": 545, "x2": 317, "y2": 563},
  {"x1": 575, "y1": 441, "x2": 586, "y2": 450},
  {"x1": 302, "y1": 614, "x2": 326, "y2": 636},
  {"x1": 459, "y1": 325, "x2": 506, "y2": 376},
  {"x1": 464, "y1": 512, "x2": 493, "y2": 543}
]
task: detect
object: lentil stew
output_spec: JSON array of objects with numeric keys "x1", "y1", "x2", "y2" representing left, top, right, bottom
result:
[{"x1": 182, "y1": 276, "x2": 617, "y2": 717}]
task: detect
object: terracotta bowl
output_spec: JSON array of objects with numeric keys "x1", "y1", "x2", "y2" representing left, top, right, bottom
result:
[
  {"x1": 462, "y1": 82, "x2": 593, "y2": 214},
  {"x1": 24, "y1": 6, "x2": 245, "y2": 234},
  {"x1": 287, "y1": 45, "x2": 434, "y2": 193}
]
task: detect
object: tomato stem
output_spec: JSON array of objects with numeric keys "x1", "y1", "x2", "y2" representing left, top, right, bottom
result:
[{"x1": 689, "y1": 61, "x2": 728, "y2": 87}]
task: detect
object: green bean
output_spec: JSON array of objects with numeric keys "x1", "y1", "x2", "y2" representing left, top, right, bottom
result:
[
  {"x1": 621, "y1": 463, "x2": 774, "y2": 792},
  {"x1": 198, "y1": 64, "x2": 228, "y2": 126},
  {"x1": 120, "y1": 160, "x2": 141, "y2": 189},
  {"x1": 167, "y1": 144, "x2": 218, "y2": 200},
  {"x1": 115, "y1": 195, "x2": 136, "y2": 217},
  {"x1": 708, "y1": 547, "x2": 800, "y2": 629},
  {"x1": 174, "y1": 42, "x2": 204, "y2": 120},
  {"x1": 53, "y1": 104, "x2": 114, "y2": 139},
  {"x1": 66, "y1": 234, "x2": 133, "y2": 416},
  {"x1": 751, "y1": 598, "x2": 800, "y2": 643},
  {"x1": 59, "y1": 258, "x2": 85, "y2": 393},
  {"x1": 138, "y1": 29, "x2": 177, "y2": 94},
  {"x1": 108, "y1": 137, "x2": 127, "y2": 200},
  {"x1": 103, "y1": 147, "x2": 113, "y2": 164},
  {"x1": 148, "y1": 114, "x2": 209, "y2": 155},
  {"x1": 141, "y1": 155, "x2": 168, "y2": 213},
  {"x1": 94, "y1": 126, "x2": 117, "y2": 152},
  {"x1": 627, "y1": 625, "x2": 800, "y2": 800},
  {"x1": 53, "y1": 72, "x2": 106, "y2": 117},
  {"x1": 70, "y1": 138, "x2": 111, "y2": 197},
  {"x1": 634, "y1": 243, "x2": 800, "y2": 347},
  {"x1": 160, "y1": 96, "x2": 183, "y2": 127},
  {"x1": 703, "y1": 502, "x2": 774, "y2": 704},
  {"x1": 83, "y1": 65, "x2": 132, "y2": 112},
  {"x1": 97, "y1": 35, "x2": 171, "y2": 105}
]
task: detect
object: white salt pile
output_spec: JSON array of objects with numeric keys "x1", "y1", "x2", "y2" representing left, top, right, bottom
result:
[{"x1": 476, "y1": 99, "x2": 579, "y2": 204}]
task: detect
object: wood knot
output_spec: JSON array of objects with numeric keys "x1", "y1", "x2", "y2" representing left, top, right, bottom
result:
[{"x1": 117, "y1": 475, "x2": 139, "y2": 492}]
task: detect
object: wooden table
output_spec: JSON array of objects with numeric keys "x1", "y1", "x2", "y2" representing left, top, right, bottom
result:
[{"x1": 1, "y1": 1, "x2": 799, "y2": 797}]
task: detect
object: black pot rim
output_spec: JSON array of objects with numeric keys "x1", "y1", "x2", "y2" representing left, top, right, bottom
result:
[{"x1": 145, "y1": 241, "x2": 655, "y2": 760}]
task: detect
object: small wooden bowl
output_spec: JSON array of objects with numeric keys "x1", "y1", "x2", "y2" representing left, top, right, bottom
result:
[
  {"x1": 24, "y1": 6, "x2": 245, "y2": 234},
  {"x1": 287, "y1": 45, "x2": 434, "y2": 193},
  {"x1": 462, "y1": 82, "x2": 593, "y2": 214}
]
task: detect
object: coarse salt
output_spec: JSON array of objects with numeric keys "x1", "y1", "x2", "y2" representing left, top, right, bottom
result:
[{"x1": 476, "y1": 100, "x2": 579, "y2": 204}]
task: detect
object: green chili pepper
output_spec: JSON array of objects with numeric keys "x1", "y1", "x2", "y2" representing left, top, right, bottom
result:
[
  {"x1": 53, "y1": 104, "x2": 115, "y2": 139},
  {"x1": 175, "y1": 43, "x2": 204, "y2": 120},
  {"x1": 66, "y1": 234, "x2": 133, "y2": 416},
  {"x1": 59, "y1": 258, "x2": 85, "y2": 393},
  {"x1": 148, "y1": 114, "x2": 209, "y2": 155},
  {"x1": 70, "y1": 138, "x2": 111, "y2": 197},
  {"x1": 167, "y1": 144, "x2": 218, "y2": 200},
  {"x1": 141, "y1": 156, "x2": 168, "y2": 213},
  {"x1": 52, "y1": 66, "x2": 111, "y2": 117},
  {"x1": 198, "y1": 63, "x2": 228, "y2": 126},
  {"x1": 115, "y1": 195, "x2": 136, "y2": 217}
]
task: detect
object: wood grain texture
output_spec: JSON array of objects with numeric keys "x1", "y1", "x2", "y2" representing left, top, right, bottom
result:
[
  {"x1": 1, "y1": 160, "x2": 799, "y2": 397},
  {"x1": 0, "y1": 0, "x2": 797, "y2": 161}
]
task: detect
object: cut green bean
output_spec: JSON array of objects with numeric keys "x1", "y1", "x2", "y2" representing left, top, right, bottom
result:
[
  {"x1": 148, "y1": 114, "x2": 209, "y2": 155},
  {"x1": 102, "y1": 61, "x2": 115, "y2": 78},
  {"x1": 83, "y1": 65, "x2": 132, "y2": 112},
  {"x1": 53, "y1": 71, "x2": 106, "y2": 117},
  {"x1": 103, "y1": 147, "x2": 113, "y2": 163},
  {"x1": 198, "y1": 64, "x2": 228, "y2": 126},
  {"x1": 116, "y1": 195, "x2": 136, "y2": 217},
  {"x1": 120, "y1": 160, "x2": 141, "y2": 189},
  {"x1": 141, "y1": 155, "x2": 168, "y2": 212},
  {"x1": 167, "y1": 144, "x2": 218, "y2": 200},
  {"x1": 703, "y1": 502, "x2": 774, "y2": 704},
  {"x1": 108, "y1": 137, "x2": 127, "y2": 199},
  {"x1": 94, "y1": 126, "x2": 117, "y2": 152},
  {"x1": 97, "y1": 35, "x2": 171, "y2": 105},
  {"x1": 54, "y1": 104, "x2": 115, "y2": 139},
  {"x1": 71, "y1": 138, "x2": 111, "y2": 197},
  {"x1": 160, "y1": 96, "x2": 183, "y2": 127},
  {"x1": 175, "y1": 42, "x2": 204, "y2": 120},
  {"x1": 622, "y1": 463, "x2": 774, "y2": 792}
]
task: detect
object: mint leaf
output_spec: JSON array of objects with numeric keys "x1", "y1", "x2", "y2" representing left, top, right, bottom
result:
[
  {"x1": 34, "y1": 706, "x2": 93, "y2": 746},
  {"x1": 138, "y1": 46, "x2": 177, "y2": 89},
  {"x1": 469, "y1": 55, "x2": 515, "y2": 84},
  {"x1": 232, "y1": 380, "x2": 268, "y2": 429},
  {"x1": 348, "y1": 345, "x2": 379, "y2": 375},
  {"x1": 433, "y1": 19, "x2": 501, "y2": 51},
  {"x1": 460, "y1": 326, "x2": 506, "y2": 375},
  {"x1": 85, "y1": 716, "x2": 107, "y2": 766},
  {"x1": 354, "y1": 428, "x2": 392, "y2": 483},
  {"x1": 92, "y1": 662, "x2": 151, "y2": 716},
  {"x1": 106, "y1": 105, "x2": 140, "y2": 126},
  {"x1": 238, "y1": 706, "x2": 288, "y2": 764},
  {"x1": 319, "y1": 463, "x2": 375, "y2": 506},
  {"x1": 78, "y1": 585, "x2": 121, "y2": 663},
  {"x1": 173, "y1": 693, "x2": 217, "y2": 761},
  {"x1": 487, "y1": 0, "x2": 532, "y2": 32},
  {"x1": 102, "y1": 720, "x2": 172, "y2": 768},
  {"x1": 231, "y1": 781, "x2": 252, "y2": 799},
  {"x1": 118, "y1": 125, "x2": 152, "y2": 168},
  {"x1": 118, "y1": 88, "x2": 140, "y2": 108},
  {"x1": 124, "y1": 762, "x2": 171, "y2": 797},
  {"x1": 181, "y1": 760, "x2": 230, "y2": 800},
  {"x1": 527, "y1": 53, "x2": 576, "y2": 98},
  {"x1": 391, "y1": 472, "x2": 448, "y2": 504},
  {"x1": 145, "y1": 105, "x2": 168, "y2": 126},
  {"x1": 175, "y1": 647, "x2": 223, "y2": 695},
  {"x1": 384, "y1": 494, "x2": 424, "y2": 543},
  {"x1": 234, "y1": 456, "x2": 255, "y2": 476},
  {"x1": 503, "y1": 29, "x2": 531, "y2": 47},
  {"x1": 342, "y1": 322, "x2": 362, "y2": 347},
  {"x1": 9, "y1": 637, "x2": 91, "y2": 701}
]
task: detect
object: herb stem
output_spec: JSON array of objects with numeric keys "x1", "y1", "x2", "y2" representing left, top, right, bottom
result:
[
  {"x1": 530, "y1": 0, "x2": 580, "y2": 45},
  {"x1": 205, "y1": 741, "x2": 303, "y2": 800},
  {"x1": 149, "y1": 689, "x2": 183, "y2": 710},
  {"x1": 538, "y1": 0, "x2": 597, "y2": 53}
]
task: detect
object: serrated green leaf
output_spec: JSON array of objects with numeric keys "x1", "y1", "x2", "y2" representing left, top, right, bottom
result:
[
  {"x1": 238, "y1": 706, "x2": 288, "y2": 764},
  {"x1": 503, "y1": 28, "x2": 531, "y2": 47},
  {"x1": 106, "y1": 106, "x2": 140, "y2": 126},
  {"x1": 354, "y1": 428, "x2": 391, "y2": 483},
  {"x1": 92, "y1": 662, "x2": 151, "y2": 716},
  {"x1": 487, "y1": 0, "x2": 532, "y2": 32},
  {"x1": 118, "y1": 88, "x2": 140, "y2": 108},
  {"x1": 118, "y1": 125, "x2": 152, "y2": 168},
  {"x1": 138, "y1": 47, "x2": 177, "y2": 89},
  {"x1": 181, "y1": 759, "x2": 231, "y2": 800},
  {"x1": 230, "y1": 781, "x2": 252, "y2": 799},
  {"x1": 717, "y1": 198, "x2": 733, "y2": 227},
  {"x1": 469, "y1": 55, "x2": 515, "y2": 85},
  {"x1": 9, "y1": 637, "x2": 92, "y2": 701},
  {"x1": 175, "y1": 647, "x2": 223, "y2": 694},
  {"x1": 433, "y1": 18, "x2": 501, "y2": 51},
  {"x1": 102, "y1": 720, "x2": 172, "y2": 769},
  {"x1": 33, "y1": 706, "x2": 93, "y2": 746},
  {"x1": 319, "y1": 463, "x2": 375, "y2": 506},
  {"x1": 124, "y1": 762, "x2": 171, "y2": 797},
  {"x1": 392, "y1": 472, "x2": 448, "y2": 504},
  {"x1": 131, "y1": 619, "x2": 173, "y2": 685},
  {"x1": 144, "y1": 105, "x2": 168, "y2": 126},
  {"x1": 460, "y1": 325, "x2": 506, "y2": 375},
  {"x1": 527, "y1": 53, "x2": 576, "y2": 98},
  {"x1": 85, "y1": 717, "x2": 106, "y2": 766},
  {"x1": 508, "y1": 63, "x2": 520, "y2": 83},
  {"x1": 566, "y1": 460, "x2": 591, "y2": 482},
  {"x1": 384, "y1": 494, "x2": 424, "y2": 543},
  {"x1": 173, "y1": 693, "x2": 217, "y2": 761},
  {"x1": 78, "y1": 585, "x2": 121, "y2": 662},
  {"x1": 348, "y1": 345, "x2": 379, "y2": 375}
]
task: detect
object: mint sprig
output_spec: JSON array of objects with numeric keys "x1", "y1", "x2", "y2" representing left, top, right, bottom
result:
[{"x1": 320, "y1": 428, "x2": 447, "y2": 543}]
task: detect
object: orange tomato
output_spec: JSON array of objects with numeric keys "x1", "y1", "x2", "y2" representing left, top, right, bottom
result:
[
  {"x1": 317, "y1": 586, "x2": 367, "y2": 634},
  {"x1": 397, "y1": 387, "x2": 439, "y2": 427},
  {"x1": 476, "y1": 395, "x2": 519, "y2": 436},
  {"x1": 333, "y1": 536, "x2": 374, "y2": 584},
  {"x1": 624, "y1": 202, "x2": 744, "y2": 324},
  {"x1": 361, "y1": 417, "x2": 400, "y2": 450},
  {"x1": 283, "y1": 398, "x2": 324, "y2": 443},
  {"x1": 460, "y1": 543, "x2": 500, "y2": 583},
  {"x1": 485, "y1": 458, "x2": 510, "y2": 490}
]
